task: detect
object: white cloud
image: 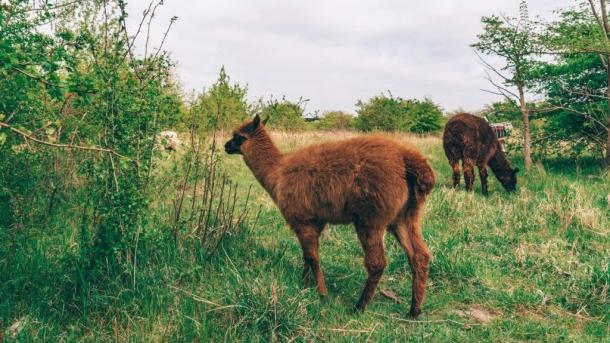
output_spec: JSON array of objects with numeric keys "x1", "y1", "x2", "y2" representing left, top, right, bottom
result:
[{"x1": 126, "y1": 0, "x2": 577, "y2": 113}]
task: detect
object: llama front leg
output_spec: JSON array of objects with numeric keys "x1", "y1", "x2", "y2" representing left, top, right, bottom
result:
[
  {"x1": 478, "y1": 165, "x2": 489, "y2": 196},
  {"x1": 354, "y1": 227, "x2": 387, "y2": 311},
  {"x1": 296, "y1": 226, "x2": 327, "y2": 296},
  {"x1": 462, "y1": 160, "x2": 475, "y2": 192}
]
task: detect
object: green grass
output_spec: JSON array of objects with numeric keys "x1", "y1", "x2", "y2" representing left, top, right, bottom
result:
[{"x1": 2, "y1": 131, "x2": 609, "y2": 342}]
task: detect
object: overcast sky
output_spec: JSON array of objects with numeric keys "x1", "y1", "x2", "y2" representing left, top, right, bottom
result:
[{"x1": 126, "y1": 0, "x2": 577, "y2": 114}]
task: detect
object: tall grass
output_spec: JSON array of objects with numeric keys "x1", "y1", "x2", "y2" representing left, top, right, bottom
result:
[{"x1": 2, "y1": 131, "x2": 608, "y2": 342}]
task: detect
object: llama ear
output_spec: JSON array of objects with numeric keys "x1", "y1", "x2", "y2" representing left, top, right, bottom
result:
[
  {"x1": 262, "y1": 115, "x2": 269, "y2": 126},
  {"x1": 251, "y1": 114, "x2": 261, "y2": 131}
]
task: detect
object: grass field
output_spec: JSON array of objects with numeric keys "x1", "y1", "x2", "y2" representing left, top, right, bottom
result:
[{"x1": 2, "y1": 131, "x2": 609, "y2": 342}]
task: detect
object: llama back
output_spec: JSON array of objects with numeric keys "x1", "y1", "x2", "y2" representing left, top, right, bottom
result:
[
  {"x1": 275, "y1": 136, "x2": 410, "y2": 224},
  {"x1": 444, "y1": 113, "x2": 499, "y2": 154}
]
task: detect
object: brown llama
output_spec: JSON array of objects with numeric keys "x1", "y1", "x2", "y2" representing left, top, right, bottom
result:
[
  {"x1": 224, "y1": 115, "x2": 436, "y2": 317},
  {"x1": 443, "y1": 113, "x2": 519, "y2": 195}
]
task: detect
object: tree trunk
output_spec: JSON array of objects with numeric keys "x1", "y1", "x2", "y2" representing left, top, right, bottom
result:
[
  {"x1": 599, "y1": 0, "x2": 610, "y2": 167},
  {"x1": 605, "y1": 119, "x2": 610, "y2": 169},
  {"x1": 518, "y1": 85, "x2": 532, "y2": 170},
  {"x1": 604, "y1": 63, "x2": 610, "y2": 167}
]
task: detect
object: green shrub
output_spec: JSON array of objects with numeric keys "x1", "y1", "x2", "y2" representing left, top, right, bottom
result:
[
  {"x1": 315, "y1": 111, "x2": 354, "y2": 130},
  {"x1": 259, "y1": 97, "x2": 307, "y2": 130},
  {"x1": 187, "y1": 66, "x2": 251, "y2": 132},
  {"x1": 354, "y1": 93, "x2": 443, "y2": 133}
]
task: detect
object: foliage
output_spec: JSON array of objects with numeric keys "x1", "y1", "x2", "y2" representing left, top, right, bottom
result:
[
  {"x1": 543, "y1": 5, "x2": 610, "y2": 55},
  {"x1": 354, "y1": 93, "x2": 443, "y2": 133},
  {"x1": 314, "y1": 111, "x2": 354, "y2": 130},
  {"x1": 407, "y1": 98, "x2": 446, "y2": 133},
  {"x1": 534, "y1": 53, "x2": 609, "y2": 158},
  {"x1": 188, "y1": 66, "x2": 250, "y2": 132},
  {"x1": 482, "y1": 100, "x2": 523, "y2": 126},
  {"x1": 535, "y1": 5, "x2": 610, "y2": 161},
  {"x1": 258, "y1": 96, "x2": 307, "y2": 131},
  {"x1": 0, "y1": 0, "x2": 186, "y2": 275}
]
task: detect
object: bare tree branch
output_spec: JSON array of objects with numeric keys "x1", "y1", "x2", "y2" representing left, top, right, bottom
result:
[
  {"x1": 122, "y1": 0, "x2": 155, "y2": 61},
  {"x1": 25, "y1": 0, "x2": 82, "y2": 12},
  {"x1": 11, "y1": 66, "x2": 56, "y2": 87},
  {"x1": 550, "y1": 105, "x2": 609, "y2": 130},
  {"x1": 152, "y1": 16, "x2": 177, "y2": 61},
  {"x1": 0, "y1": 121, "x2": 131, "y2": 160},
  {"x1": 484, "y1": 70, "x2": 520, "y2": 99},
  {"x1": 144, "y1": 0, "x2": 165, "y2": 60},
  {"x1": 480, "y1": 87, "x2": 512, "y2": 99},
  {"x1": 473, "y1": 50, "x2": 511, "y2": 81}
]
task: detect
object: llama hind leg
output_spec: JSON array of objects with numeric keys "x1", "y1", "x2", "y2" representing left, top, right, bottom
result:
[
  {"x1": 478, "y1": 165, "x2": 489, "y2": 196},
  {"x1": 354, "y1": 226, "x2": 387, "y2": 311},
  {"x1": 450, "y1": 161, "x2": 461, "y2": 188},
  {"x1": 406, "y1": 219, "x2": 431, "y2": 318},
  {"x1": 390, "y1": 207, "x2": 431, "y2": 318},
  {"x1": 302, "y1": 261, "x2": 312, "y2": 286},
  {"x1": 295, "y1": 226, "x2": 328, "y2": 296},
  {"x1": 462, "y1": 160, "x2": 475, "y2": 192}
]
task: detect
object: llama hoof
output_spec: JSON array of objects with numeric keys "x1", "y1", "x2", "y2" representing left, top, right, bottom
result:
[
  {"x1": 352, "y1": 299, "x2": 368, "y2": 313},
  {"x1": 319, "y1": 295, "x2": 329, "y2": 304},
  {"x1": 351, "y1": 305, "x2": 365, "y2": 315},
  {"x1": 409, "y1": 307, "x2": 421, "y2": 318}
]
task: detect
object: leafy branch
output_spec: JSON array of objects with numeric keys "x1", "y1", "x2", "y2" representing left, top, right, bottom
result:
[{"x1": 0, "y1": 121, "x2": 130, "y2": 160}]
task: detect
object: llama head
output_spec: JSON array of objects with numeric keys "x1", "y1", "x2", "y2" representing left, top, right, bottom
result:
[
  {"x1": 498, "y1": 167, "x2": 519, "y2": 192},
  {"x1": 224, "y1": 114, "x2": 269, "y2": 155}
]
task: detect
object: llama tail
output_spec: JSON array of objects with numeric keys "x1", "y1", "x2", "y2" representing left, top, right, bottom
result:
[{"x1": 403, "y1": 150, "x2": 435, "y2": 200}]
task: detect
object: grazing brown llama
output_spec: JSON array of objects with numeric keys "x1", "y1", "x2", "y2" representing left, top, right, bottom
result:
[
  {"x1": 224, "y1": 115, "x2": 436, "y2": 317},
  {"x1": 443, "y1": 113, "x2": 518, "y2": 195}
]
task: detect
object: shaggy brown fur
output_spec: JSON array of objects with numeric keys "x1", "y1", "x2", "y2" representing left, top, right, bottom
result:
[
  {"x1": 443, "y1": 113, "x2": 518, "y2": 195},
  {"x1": 225, "y1": 115, "x2": 436, "y2": 317}
]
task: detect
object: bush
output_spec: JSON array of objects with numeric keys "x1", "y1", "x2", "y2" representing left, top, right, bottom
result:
[
  {"x1": 315, "y1": 111, "x2": 354, "y2": 130},
  {"x1": 259, "y1": 97, "x2": 307, "y2": 130},
  {"x1": 354, "y1": 93, "x2": 443, "y2": 133},
  {"x1": 188, "y1": 67, "x2": 251, "y2": 132},
  {"x1": 0, "y1": 0, "x2": 183, "y2": 276}
]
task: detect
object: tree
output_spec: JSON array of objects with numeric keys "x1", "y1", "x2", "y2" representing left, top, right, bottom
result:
[
  {"x1": 259, "y1": 96, "x2": 307, "y2": 130},
  {"x1": 355, "y1": 93, "x2": 406, "y2": 132},
  {"x1": 190, "y1": 66, "x2": 250, "y2": 131},
  {"x1": 315, "y1": 111, "x2": 354, "y2": 131},
  {"x1": 472, "y1": 1, "x2": 540, "y2": 170},
  {"x1": 354, "y1": 93, "x2": 443, "y2": 133},
  {"x1": 405, "y1": 98, "x2": 444, "y2": 133},
  {"x1": 534, "y1": 52, "x2": 609, "y2": 159},
  {"x1": 541, "y1": 1, "x2": 610, "y2": 167}
]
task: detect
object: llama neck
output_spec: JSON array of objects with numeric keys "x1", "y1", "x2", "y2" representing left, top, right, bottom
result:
[
  {"x1": 489, "y1": 147, "x2": 513, "y2": 176},
  {"x1": 242, "y1": 129, "x2": 283, "y2": 201}
]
